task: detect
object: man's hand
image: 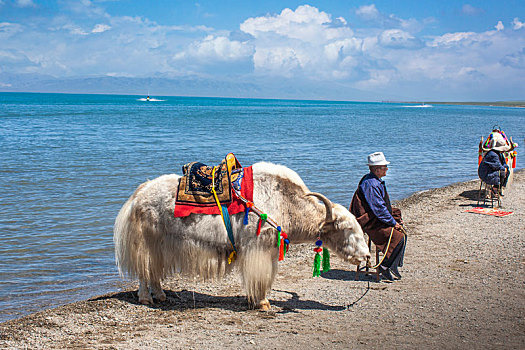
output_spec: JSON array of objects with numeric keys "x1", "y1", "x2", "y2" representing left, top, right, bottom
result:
[{"x1": 394, "y1": 222, "x2": 403, "y2": 230}]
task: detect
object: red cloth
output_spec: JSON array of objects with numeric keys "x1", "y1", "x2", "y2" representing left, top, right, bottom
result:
[{"x1": 174, "y1": 166, "x2": 253, "y2": 218}]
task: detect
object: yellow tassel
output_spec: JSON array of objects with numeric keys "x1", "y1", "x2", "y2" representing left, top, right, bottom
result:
[{"x1": 228, "y1": 251, "x2": 236, "y2": 264}]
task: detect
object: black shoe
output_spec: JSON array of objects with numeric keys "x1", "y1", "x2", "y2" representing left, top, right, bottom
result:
[
  {"x1": 379, "y1": 267, "x2": 394, "y2": 281},
  {"x1": 390, "y1": 266, "x2": 402, "y2": 279}
]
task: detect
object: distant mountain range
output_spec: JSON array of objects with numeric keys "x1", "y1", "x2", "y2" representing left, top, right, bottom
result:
[{"x1": 0, "y1": 72, "x2": 381, "y2": 101}]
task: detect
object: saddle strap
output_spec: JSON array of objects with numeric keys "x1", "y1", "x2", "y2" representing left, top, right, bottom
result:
[{"x1": 212, "y1": 166, "x2": 237, "y2": 263}]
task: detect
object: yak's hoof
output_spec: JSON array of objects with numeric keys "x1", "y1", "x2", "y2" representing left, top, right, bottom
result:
[
  {"x1": 138, "y1": 293, "x2": 154, "y2": 305},
  {"x1": 259, "y1": 299, "x2": 271, "y2": 311},
  {"x1": 139, "y1": 298, "x2": 153, "y2": 305},
  {"x1": 154, "y1": 292, "x2": 167, "y2": 302}
]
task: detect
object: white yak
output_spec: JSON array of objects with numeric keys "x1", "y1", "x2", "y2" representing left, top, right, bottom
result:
[{"x1": 114, "y1": 162, "x2": 370, "y2": 310}]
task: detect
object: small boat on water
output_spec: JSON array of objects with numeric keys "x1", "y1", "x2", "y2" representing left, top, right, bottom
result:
[
  {"x1": 137, "y1": 96, "x2": 165, "y2": 102},
  {"x1": 403, "y1": 102, "x2": 432, "y2": 108}
]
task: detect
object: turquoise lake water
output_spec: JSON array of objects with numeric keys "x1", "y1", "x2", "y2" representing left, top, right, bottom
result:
[{"x1": 1, "y1": 92, "x2": 524, "y2": 322}]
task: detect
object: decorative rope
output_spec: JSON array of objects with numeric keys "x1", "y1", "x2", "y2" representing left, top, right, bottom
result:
[
  {"x1": 367, "y1": 225, "x2": 408, "y2": 269},
  {"x1": 233, "y1": 191, "x2": 290, "y2": 261}
]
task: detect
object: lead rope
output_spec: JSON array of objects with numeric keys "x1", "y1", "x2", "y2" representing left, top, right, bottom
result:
[
  {"x1": 350, "y1": 226, "x2": 407, "y2": 308},
  {"x1": 366, "y1": 226, "x2": 408, "y2": 269}
]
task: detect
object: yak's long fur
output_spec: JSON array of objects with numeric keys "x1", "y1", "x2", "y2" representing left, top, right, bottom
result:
[{"x1": 114, "y1": 162, "x2": 370, "y2": 308}]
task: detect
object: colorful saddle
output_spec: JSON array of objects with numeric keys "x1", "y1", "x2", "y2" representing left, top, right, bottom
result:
[{"x1": 174, "y1": 153, "x2": 253, "y2": 218}]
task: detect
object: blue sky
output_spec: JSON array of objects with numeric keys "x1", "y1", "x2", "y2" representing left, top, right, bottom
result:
[{"x1": 1, "y1": 0, "x2": 524, "y2": 100}]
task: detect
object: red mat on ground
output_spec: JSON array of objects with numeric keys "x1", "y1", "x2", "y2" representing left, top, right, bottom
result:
[
  {"x1": 464, "y1": 207, "x2": 514, "y2": 217},
  {"x1": 174, "y1": 166, "x2": 253, "y2": 218}
]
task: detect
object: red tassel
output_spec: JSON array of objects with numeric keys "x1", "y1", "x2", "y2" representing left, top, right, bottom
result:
[
  {"x1": 256, "y1": 218, "x2": 262, "y2": 236},
  {"x1": 278, "y1": 238, "x2": 285, "y2": 261}
]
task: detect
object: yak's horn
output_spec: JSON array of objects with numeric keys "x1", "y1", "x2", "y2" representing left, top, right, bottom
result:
[
  {"x1": 509, "y1": 137, "x2": 516, "y2": 151},
  {"x1": 305, "y1": 192, "x2": 334, "y2": 224}
]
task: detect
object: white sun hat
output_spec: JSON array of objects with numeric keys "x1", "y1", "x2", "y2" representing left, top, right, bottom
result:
[{"x1": 367, "y1": 152, "x2": 390, "y2": 166}]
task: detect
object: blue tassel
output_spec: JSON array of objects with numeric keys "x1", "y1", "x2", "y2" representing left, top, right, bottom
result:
[{"x1": 243, "y1": 207, "x2": 250, "y2": 225}]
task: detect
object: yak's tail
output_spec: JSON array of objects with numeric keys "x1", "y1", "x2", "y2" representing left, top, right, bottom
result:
[
  {"x1": 113, "y1": 195, "x2": 162, "y2": 284},
  {"x1": 113, "y1": 197, "x2": 137, "y2": 278},
  {"x1": 239, "y1": 230, "x2": 279, "y2": 307}
]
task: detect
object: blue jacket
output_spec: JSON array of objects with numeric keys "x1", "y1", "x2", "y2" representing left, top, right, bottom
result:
[
  {"x1": 478, "y1": 150, "x2": 508, "y2": 185},
  {"x1": 358, "y1": 172, "x2": 397, "y2": 226}
]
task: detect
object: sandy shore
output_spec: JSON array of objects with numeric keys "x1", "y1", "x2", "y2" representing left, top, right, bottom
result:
[{"x1": 1, "y1": 170, "x2": 524, "y2": 349}]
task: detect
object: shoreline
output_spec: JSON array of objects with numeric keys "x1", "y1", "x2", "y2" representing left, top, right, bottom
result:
[{"x1": 1, "y1": 170, "x2": 524, "y2": 349}]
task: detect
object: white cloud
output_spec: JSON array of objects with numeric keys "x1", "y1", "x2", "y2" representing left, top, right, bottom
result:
[
  {"x1": 461, "y1": 5, "x2": 483, "y2": 16},
  {"x1": 388, "y1": 26, "x2": 525, "y2": 98},
  {"x1": 0, "y1": 22, "x2": 23, "y2": 38},
  {"x1": 378, "y1": 29, "x2": 422, "y2": 49},
  {"x1": 253, "y1": 47, "x2": 302, "y2": 76},
  {"x1": 237, "y1": 5, "x2": 358, "y2": 78},
  {"x1": 495, "y1": 21, "x2": 504, "y2": 31},
  {"x1": 174, "y1": 35, "x2": 254, "y2": 62},
  {"x1": 324, "y1": 38, "x2": 362, "y2": 63},
  {"x1": 15, "y1": 0, "x2": 35, "y2": 7},
  {"x1": 92, "y1": 24, "x2": 111, "y2": 33},
  {"x1": 240, "y1": 5, "x2": 351, "y2": 43},
  {"x1": 356, "y1": 5, "x2": 380, "y2": 20},
  {"x1": 513, "y1": 18, "x2": 524, "y2": 30},
  {"x1": 429, "y1": 32, "x2": 476, "y2": 47},
  {"x1": 336, "y1": 17, "x2": 347, "y2": 26},
  {"x1": 0, "y1": 48, "x2": 38, "y2": 71},
  {"x1": 66, "y1": 0, "x2": 108, "y2": 19},
  {"x1": 356, "y1": 4, "x2": 422, "y2": 33},
  {"x1": 457, "y1": 66, "x2": 483, "y2": 78},
  {"x1": 243, "y1": 5, "x2": 331, "y2": 33},
  {"x1": 501, "y1": 48, "x2": 525, "y2": 69},
  {"x1": 355, "y1": 68, "x2": 396, "y2": 90},
  {"x1": 62, "y1": 24, "x2": 89, "y2": 36}
]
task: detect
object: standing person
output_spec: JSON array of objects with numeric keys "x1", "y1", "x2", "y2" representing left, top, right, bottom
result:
[
  {"x1": 478, "y1": 133, "x2": 510, "y2": 196},
  {"x1": 350, "y1": 152, "x2": 407, "y2": 281}
]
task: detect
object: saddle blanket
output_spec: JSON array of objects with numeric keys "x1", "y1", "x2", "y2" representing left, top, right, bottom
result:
[
  {"x1": 174, "y1": 154, "x2": 253, "y2": 217},
  {"x1": 176, "y1": 161, "x2": 233, "y2": 205},
  {"x1": 464, "y1": 207, "x2": 513, "y2": 217}
]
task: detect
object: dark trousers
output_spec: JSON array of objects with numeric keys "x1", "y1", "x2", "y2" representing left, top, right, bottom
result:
[
  {"x1": 381, "y1": 234, "x2": 407, "y2": 269},
  {"x1": 500, "y1": 169, "x2": 509, "y2": 187}
]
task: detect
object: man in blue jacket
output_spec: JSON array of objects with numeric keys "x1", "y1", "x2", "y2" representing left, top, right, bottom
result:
[
  {"x1": 478, "y1": 133, "x2": 509, "y2": 196},
  {"x1": 350, "y1": 152, "x2": 406, "y2": 281}
]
